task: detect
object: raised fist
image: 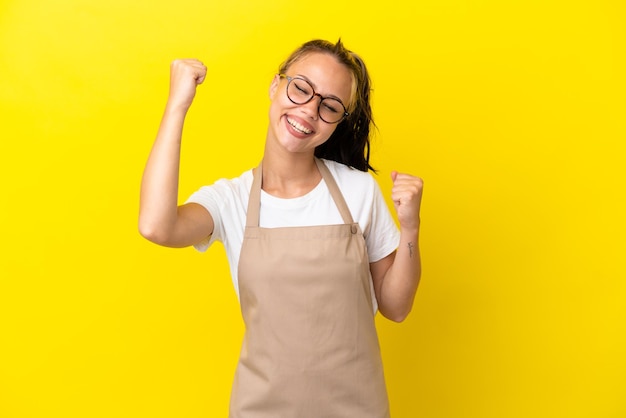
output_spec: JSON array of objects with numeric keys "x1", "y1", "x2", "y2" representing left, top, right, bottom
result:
[{"x1": 167, "y1": 59, "x2": 207, "y2": 112}]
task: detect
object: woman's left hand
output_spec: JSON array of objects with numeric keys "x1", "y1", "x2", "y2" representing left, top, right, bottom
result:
[{"x1": 390, "y1": 171, "x2": 424, "y2": 232}]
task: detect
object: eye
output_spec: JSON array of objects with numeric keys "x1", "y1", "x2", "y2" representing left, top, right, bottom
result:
[
  {"x1": 293, "y1": 80, "x2": 312, "y2": 96},
  {"x1": 322, "y1": 100, "x2": 342, "y2": 114}
]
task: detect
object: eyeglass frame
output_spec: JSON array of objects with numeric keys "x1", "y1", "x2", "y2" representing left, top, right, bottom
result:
[{"x1": 278, "y1": 74, "x2": 350, "y2": 124}]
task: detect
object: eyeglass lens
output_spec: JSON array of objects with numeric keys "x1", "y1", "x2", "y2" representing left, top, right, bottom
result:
[{"x1": 286, "y1": 78, "x2": 346, "y2": 123}]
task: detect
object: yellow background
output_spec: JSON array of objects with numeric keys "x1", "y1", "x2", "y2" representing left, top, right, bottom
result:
[{"x1": 1, "y1": 0, "x2": 625, "y2": 417}]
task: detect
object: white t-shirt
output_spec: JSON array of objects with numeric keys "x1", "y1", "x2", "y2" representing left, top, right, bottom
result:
[{"x1": 186, "y1": 159, "x2": 401, "y2": 312}]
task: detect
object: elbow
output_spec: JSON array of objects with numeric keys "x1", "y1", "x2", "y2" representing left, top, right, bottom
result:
[
  {"x1": 138, "y1": 223, "x2": 159, "y2": 244},
  {"x1": 138, "y1": 219, "x2": 170, "y2": 246},
  {"x1": 381, "y1": 305, "x2": 412, "y2": 323},
  {"x1": 388, "y1": 310, "x2": 410, "y2": 323}
]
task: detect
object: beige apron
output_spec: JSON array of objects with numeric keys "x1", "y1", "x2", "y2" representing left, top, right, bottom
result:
[{"x1": 229, "y1": 158, "x2": 390, "y2": 418}]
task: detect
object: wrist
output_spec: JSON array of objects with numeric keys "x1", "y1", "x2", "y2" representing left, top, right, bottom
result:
[
  {"x1": 399, "y1": 220, "x2": 420, "y2": 237},
  {"x1": 163, "y1": 102, "x2": 190, "y2": 119}
]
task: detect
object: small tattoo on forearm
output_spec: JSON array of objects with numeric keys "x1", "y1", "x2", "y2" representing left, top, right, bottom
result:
[{"x1": 408, "y1": 242, "x2": 415, "y2": 258}]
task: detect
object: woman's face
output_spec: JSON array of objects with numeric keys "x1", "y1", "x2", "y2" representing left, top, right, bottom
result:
[{"x1": 267, "y1": 52, "x2": 353, "y2": 156}]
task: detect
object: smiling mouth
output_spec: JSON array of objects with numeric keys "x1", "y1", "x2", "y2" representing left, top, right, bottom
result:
[{"x1": 287, "y1": 117, "x2": 312, "y2": 134}]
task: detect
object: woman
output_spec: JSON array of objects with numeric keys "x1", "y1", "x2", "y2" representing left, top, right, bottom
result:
[{"x1": 139, "y1": 39, "x2": 423, "y2": 417}]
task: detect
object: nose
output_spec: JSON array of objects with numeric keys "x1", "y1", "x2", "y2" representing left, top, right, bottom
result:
[{"x1": 299, "y1": 94, "x2": 322, "y2": 120}]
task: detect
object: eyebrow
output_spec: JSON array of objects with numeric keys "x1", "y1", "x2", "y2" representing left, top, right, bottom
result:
[{"x1": 294, "y1": 74, "x2": 346, "y2": 103}]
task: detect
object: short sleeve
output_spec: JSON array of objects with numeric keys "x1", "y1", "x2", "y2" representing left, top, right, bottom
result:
[
  {"x1": 364, "y1": 178, "x2": 401, "y2": 263},
  {"x1": 185, "y1": 185, "x2": 226, "y2": 252},
  {"x1": 184, "y1": 170, "x2": 252, "y2": 254}
]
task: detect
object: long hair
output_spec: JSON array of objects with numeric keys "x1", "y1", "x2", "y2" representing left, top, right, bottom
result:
[{"x1": 278, "y1": 39, "x2": 376, "y2": 172}]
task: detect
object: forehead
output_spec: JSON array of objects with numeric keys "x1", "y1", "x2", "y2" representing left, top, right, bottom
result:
[{"x1": 287, "y1": 52, "x2": 353, "y2": 104}]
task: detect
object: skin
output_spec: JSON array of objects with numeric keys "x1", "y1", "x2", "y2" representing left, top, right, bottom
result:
[{"x1": 139, "y1": 52, "x2": 424, "y2": 322}]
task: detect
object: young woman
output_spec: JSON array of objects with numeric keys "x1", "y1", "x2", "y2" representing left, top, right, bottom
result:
[{"x1": 139, "y1": 39, "x2": 423, "y2": 417}]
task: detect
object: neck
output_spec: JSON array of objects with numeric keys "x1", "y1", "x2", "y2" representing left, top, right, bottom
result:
[{"x1": 261, "y1": 144, "x2": 321, "y2": 199}]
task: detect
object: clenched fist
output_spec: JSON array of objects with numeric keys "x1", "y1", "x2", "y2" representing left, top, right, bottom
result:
[
  {"x1": 167, "y1": 59, "x2": 207, "y2": 112},
  {"x1": 390, "y1": 171, "x2": 424, "y2": 232}
]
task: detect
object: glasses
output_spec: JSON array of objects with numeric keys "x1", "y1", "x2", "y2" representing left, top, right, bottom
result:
[{"x1": 279, "y1": 74, "x2": 349, "y2": 124}]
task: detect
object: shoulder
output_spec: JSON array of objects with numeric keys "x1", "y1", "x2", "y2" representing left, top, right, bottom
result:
[
  {"x1": 321, "y1": 159, "x2": 379, "y2": 194},
  {"x1": 197, "y1": 169, "x2": 252, "y2": 196},
  {"x1": 186, "y1": 169, "x2": 253, "y2": 211},
  {"x1": 320, "y1": 159, "x2": 385, "y2": 220},
  {"x1": 321, "y1": 159, "x2": 376, "y2": 183}
]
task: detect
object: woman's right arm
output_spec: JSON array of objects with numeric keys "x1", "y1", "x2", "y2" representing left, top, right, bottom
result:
[{"x1": 138, "y1": 59, "x2": 214, "y2": 248}]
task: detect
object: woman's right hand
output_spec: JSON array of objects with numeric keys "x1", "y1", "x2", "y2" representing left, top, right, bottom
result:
[{"x1": 167, "y1": 59, "x2": 207, "y2": 112}]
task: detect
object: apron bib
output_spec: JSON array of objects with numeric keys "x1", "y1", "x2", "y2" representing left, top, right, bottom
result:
[{"x1": 230, "y1": 158, "x2": 390, "y2": 418}]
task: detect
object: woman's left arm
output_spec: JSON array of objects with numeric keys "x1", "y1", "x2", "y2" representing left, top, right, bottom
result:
[{"x1": 370, "y1": 171, "x2": 424, "y2": 322}]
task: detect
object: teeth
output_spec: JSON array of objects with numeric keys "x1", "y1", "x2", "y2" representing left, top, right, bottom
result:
[{"x1": 287, "y1": 118, "x2": 312, "y2": 134}]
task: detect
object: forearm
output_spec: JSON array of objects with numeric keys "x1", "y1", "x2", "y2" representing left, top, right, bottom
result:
[
  {"x1": 378, "y1": 226, "x2": 421, "y2": 322},
  {"x1": 138, "y1": 106, "x2": 187, "y2": 241}
]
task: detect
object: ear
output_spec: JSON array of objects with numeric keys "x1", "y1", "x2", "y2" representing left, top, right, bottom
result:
[{"x1": 269, "y1": 74, "x2": 281, "y2": 100}]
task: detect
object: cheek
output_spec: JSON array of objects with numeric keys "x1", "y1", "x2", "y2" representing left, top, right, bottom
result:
[
  {"x1": 268, "y1": 94, "x2": 298, "y2": 123},
  {"x1": 317, "y1": 124, "x2": 338, "y2": 143},
  {"x1": 268, "y1": 100, "x2": 282, "y2": 122}
]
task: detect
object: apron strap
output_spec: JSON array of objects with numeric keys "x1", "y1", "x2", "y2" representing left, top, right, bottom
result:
[
  {"x1": 246, "y1": 163, "x2": 263, "y2": 228},
  {"x1": 245, "y1": 158, "x2": 355, "y2": 227},
  {"x1": 314, "y1": 158, "x2": 355, "y2": 225}
]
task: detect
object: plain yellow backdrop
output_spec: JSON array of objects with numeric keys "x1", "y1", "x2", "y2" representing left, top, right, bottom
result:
[{"x1": 1, "y1": 0, "x2": 625, "y2": 417}]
